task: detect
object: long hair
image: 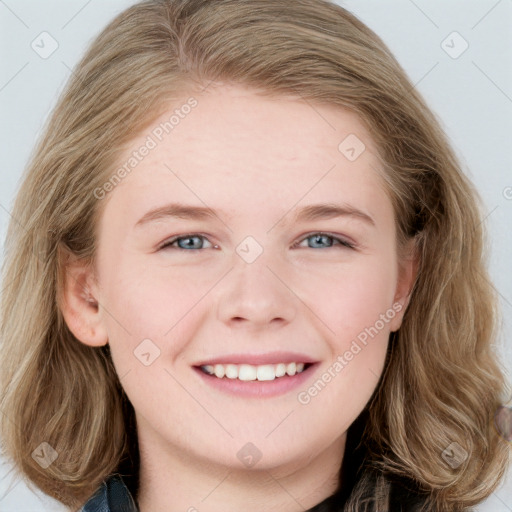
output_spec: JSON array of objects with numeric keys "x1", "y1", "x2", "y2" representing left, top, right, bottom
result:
[{"x1": 1, "y1": 1, "x2": 509, "y2": 510}]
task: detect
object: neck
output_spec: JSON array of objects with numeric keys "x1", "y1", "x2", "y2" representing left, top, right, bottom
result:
[{"x1": 136, "y1": 427, "x2": 346, "y2": 512}]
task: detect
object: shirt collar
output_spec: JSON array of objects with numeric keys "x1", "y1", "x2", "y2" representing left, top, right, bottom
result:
[{"x1": 80, "y1": 474, "x2": 138, "y2": 512}]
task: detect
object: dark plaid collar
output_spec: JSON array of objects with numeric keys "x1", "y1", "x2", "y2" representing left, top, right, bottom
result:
[{"x1": 80, "y1": 474, "x2": 138, "y2": 512}]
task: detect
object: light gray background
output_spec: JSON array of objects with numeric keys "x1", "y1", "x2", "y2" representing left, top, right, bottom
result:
[{"x1": 0, "y1": 0, "x2": 511, "y2": 510}]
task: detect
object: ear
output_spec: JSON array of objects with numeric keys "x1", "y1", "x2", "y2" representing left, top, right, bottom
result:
[
  {"x1": 389, "y1": 237, "x2": 419, "y2": 332},
  {"x1": 57, "y1": 246, "x2": 108, "y2": 347}
]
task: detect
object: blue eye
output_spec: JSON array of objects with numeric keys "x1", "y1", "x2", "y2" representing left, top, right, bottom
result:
[
  {"x1": 159, "y1": 232, "x2": 355, "y2": 251},
  {"x1": 160, "y1": 234, "x2": 213, "y2": 251},
  {"x1": 296, "y1": 233, "x2": 355, "y2": 250}
]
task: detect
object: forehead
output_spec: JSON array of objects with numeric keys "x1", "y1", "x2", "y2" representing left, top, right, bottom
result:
[{"x1": 100, "y1": 84, "x2": 389, "y2": 227}]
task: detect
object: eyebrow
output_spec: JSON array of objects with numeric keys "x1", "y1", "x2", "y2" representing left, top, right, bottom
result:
[{"x1": 134, "y1": 202, "x2": 375, "y2": 228}]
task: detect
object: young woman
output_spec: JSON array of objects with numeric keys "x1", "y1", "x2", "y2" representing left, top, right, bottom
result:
[{"x1": 1, "y1": 1, "x2": 510, "y2": 511}]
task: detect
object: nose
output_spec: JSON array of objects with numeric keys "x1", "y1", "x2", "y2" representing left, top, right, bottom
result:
[{"x1": 215, "y1": 249, "x2": 298, "y2": 330}]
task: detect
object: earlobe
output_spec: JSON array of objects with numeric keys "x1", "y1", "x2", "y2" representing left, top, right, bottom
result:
[
  {"x1": 389, "y1": 239, "x2": 420, "y2": 332},
  {"x1": 57, "y1": 247, "x2": 108, "y2": 347}
]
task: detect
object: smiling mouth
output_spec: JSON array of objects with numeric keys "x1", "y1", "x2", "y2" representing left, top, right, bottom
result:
[{"x1": 198, "y1": 362, "x2": 312, "y2": 381}]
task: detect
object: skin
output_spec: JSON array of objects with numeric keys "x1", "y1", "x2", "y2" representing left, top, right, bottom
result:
[{"x1": 61, "y1": 83, "x2": 417, "y2": 512}]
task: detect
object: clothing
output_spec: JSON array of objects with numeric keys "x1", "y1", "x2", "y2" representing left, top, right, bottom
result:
[
  {"x1": 79, "y1": 472, "x2": 427, "y2": 512},
  {"x1": 79, "y1": 475, "x2": 138, "y2": 512},
  {"x1": 80, "y1": 411, "x2": 428, "y2": 511}
]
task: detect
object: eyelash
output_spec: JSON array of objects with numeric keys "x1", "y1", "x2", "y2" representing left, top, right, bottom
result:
[{"x1": 158, "y1": 232, "x2": 356, "y2": 251}]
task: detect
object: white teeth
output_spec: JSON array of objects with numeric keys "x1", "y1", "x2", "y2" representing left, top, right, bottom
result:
[
  {"x1": 225, "y1": 364, "x2": 238, "y2": 379},
  {"x1": 275, "y1": 363, "x2": 286, "y2": 377},
  {"x1": 214, "y1": 364, "x2": 225, "y2": 378},
  {"x1": 256, "y1": 365, "x2": 276, "y2": 381},
  {"x1": 287, "y1": 362, "x2": 297, "y2": 376},
  {"x1": 238, "y1": 364, "x2": 257, "y2": 381},
  {"x1": 200, "y1": 362, "x2": 308, "y2": 381}
]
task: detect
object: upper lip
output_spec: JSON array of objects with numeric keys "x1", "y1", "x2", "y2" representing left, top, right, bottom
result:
[{"x1": 193, "y1": 351, "x2": 318, "y2": 367}]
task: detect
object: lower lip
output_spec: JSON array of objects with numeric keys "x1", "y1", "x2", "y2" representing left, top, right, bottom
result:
[{"x1": 193, "y1": 364, "x2": 318, "y2": 398}]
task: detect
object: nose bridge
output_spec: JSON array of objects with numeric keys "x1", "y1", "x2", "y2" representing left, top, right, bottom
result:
[{"x1": 215, "y1": 237, "x2": 297, "y2": 327}]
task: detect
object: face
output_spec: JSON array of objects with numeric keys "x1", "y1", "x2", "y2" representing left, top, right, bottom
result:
[{"x1": 66, "y1": 84, "x2": 415, "y2": 475}]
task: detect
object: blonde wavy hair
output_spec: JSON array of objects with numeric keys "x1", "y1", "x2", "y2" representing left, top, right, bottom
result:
[{"x1": 1, "y1": 0, "x2": 510, "y2": 510}]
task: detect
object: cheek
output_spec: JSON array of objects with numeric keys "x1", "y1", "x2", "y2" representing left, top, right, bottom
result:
[
  {"x1": 101, "y1": 251, "x2": 207, "y2": 328},
  {"x1": 300, "y1": 254, "x2": 398, "y2": 340},
  {"x1": 98, "y1": 260, "x2": 204, "y2": 374},
  {"x1": 297, "y1": 270, "x2": 393, "y2": 427},
  {"x1": 301, "y1": 254, "x2": 396, "y2": 408}
]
